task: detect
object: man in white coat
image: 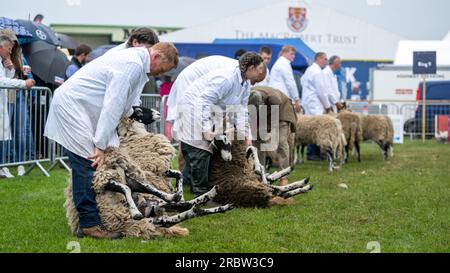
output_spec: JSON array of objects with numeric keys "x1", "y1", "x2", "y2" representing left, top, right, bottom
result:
[
  {"x1": 301, "y1": 52, "x2": 330, "y2": 160},
  {"x1": 269, "y1": 45, "x2": 301, "y2": 112},
  {"x1": 323, "y1": 55, "x2": 343, "y2": 112},
  {"x1": 176, "y1": 52, "x2": 266, "y2": 197},
  {"x1": 45, "y1": 42, "x2": 178, "y2": 239},
  {"x1": 166, "y1": 55, "x2": 238, "y2": 125}
]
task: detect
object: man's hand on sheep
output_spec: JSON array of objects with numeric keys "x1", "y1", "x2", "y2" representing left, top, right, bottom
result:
[
  {"x1": 89, "y1": 147, "x2": 105, "y2": 169},
  {"x1": 130, "y1": 106, "x2": 161, "y2": 125}
]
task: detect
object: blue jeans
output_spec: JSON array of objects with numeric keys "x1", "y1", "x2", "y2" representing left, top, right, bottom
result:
[
  {"x1": 8, "y1": 92, "x2": 35, "y2": 162},
  {"x1": 307, "y1": 144, "x2": 322, "y2": 158},
  {"x1": 67, "y1": 150, "x2": 101, "y2": 229}
]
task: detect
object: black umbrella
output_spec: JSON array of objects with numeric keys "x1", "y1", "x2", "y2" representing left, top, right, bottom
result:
[
  {"x1": 22, "y1": 41, "x2": 70, "y2": 85},
  {"x1": 15, "y1": 19, "x2": 60, "y2": 46},
  {"x1": 57, "y1": 33, "x2": 79, "y2": 50}
]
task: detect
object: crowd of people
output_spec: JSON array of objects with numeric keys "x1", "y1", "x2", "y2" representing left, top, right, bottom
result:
[{"x1": 1, "y1": 25, "x2": 344, "y2": 239}]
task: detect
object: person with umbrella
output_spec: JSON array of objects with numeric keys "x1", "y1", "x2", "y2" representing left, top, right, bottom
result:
[
  {"x1": 44, "y1": 42, "x2": 179, "y2": 239},
  {"x1": 0, "y1": 32, "x2": 35, "y2": 178},
  {"x1": 65, "y1": 44, "x2": 92, "y2": 79}
]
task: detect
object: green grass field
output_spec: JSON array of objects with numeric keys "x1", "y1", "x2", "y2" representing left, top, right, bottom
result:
[{"x1": 0, "y1": 140, "x2": 449, "y2": 253}]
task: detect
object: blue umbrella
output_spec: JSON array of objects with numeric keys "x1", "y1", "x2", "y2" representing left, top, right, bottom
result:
[
  {"x1": 89, "y1": 44, "x2": 117, "y2": 60},
  {"x1": 0, "y1": 17, "x2": 33, "y2": 38},
  {"x1": 15, "y1": 19, "x2": 60, "y2": 46}
]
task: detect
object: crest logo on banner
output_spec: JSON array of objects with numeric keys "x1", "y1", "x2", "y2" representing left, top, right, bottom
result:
[{"x1": 287, "y1": 7, "x2": 308, "y2": 33}]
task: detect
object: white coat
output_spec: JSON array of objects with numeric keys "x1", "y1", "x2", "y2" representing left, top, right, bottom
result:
[
  {"x1": 269, "y1": 56, "x2": 299, "y2": 102},
  {"x1": 323, "y1": 66, "x2": 340, "y2": 111},
  {"x1": 0, "y1": 58, "x2": 26, "y2": 140},
  {"x1": 301, "y1": 62, "x2": 330, "y2": 115},
  {"x1": 44, "y1": 47, "x2": 150, "y2": 159},
  {"x1": 175, "y1": 66, "x2": 251, "y2": 153},
  {"x1": 167, "y1": 55, "x2": 238, "y2": 122}
]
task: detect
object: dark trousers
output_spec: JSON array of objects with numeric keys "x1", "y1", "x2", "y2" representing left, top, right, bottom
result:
[
  {"x1": 67, "y1": 150, "x2": 101, "y2": 229},
  {"x1": 307, "y1": 144, "x2": 322, "y2": 158},
  {"x1": 180, "y1": 142, "x2": 212, "y2": 196}
]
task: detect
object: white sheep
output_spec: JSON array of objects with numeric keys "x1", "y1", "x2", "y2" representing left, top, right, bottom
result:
[{"x1": 293, "y1": 114, "x2": 344, "y2": 172}]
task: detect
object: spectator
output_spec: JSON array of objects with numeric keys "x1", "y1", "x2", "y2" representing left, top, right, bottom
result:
[
  {"x1": 255, "y1": 46, "x2": 272, "y2": 86},
  {"x1": 323, "y1": 55, "x2": 343, "y2": 112},
  {"x1": 300, "y1": 52, "x2": 330, "y2": 161},
  {"x1": 269, "y1": 45, "x2": 301, "y2": 113},
  {"x1": 65, "y1": 44, "x2": 92, "y2": 79},
  {"x1": 0, "y1": 32, "x2": 35, "y2": 178}
]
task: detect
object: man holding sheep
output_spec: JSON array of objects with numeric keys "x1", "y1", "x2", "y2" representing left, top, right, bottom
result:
[{"x1": 45, "y1": 43, "x2": 179, "y2": 239}]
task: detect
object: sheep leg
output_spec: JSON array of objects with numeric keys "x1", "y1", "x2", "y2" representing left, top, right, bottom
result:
[
  {"x1": 344, "y1": 144, "x2": 350, "y2": 164},
  {"x1": 355, "y1": 141, "x2": 361, "y2": 162},
  {"x1": 246, "y1": 146, "x2": 268, "y2": 184},
  {"x1": 266, "y1": 166, "x2": 293, "y2": 183},
  {"x1": 300, "y1": 145, "x2": 306, "y2": 164},
  {"x1": 327, "y1": 151, "x2": 337, "y2": 172},
  {"x1": 293, "y1": 144, "x2": 299, "y2": 164},
  {"x1": 165, "y1": 169, "x2": 185, "y2": 201},
  {"x1": 281, "y1": 184, "x2": 314, "y2": 198},
  {"x1": 125, "y1": 175, "x2": 182, "y2": 203},
  {"x1": 105, "y1": 180, "x2": 144, "y2": 220},
  {"x1": 150, "y1": 204, "x2": 234, "y2": 227},
  {"x1": 270, "y1": 177, "x2": 310, "y2": 195},
  {"x1": 145, "y1": 186, "x2": 220, "y2": 216},
  {"x1": 389, "y1": 144, "x2": 394, "y2": 158}
]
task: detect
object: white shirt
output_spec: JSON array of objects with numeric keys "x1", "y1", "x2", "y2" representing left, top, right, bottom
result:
[
  {"x1": 323, "y1": 66, "x2": 340, "y2": 110},
  {"x1": 301, "y1": 62, "x2": 330, "y2": 116},
  {"x1": 44, "y1": 47, "x2": 150, "y2": 159},
  {"x1": 175, "y1": 66, "x2": 251, "y2": 153},
  {"x1": 167, "y1": 55, "x2": 238, "y2": 122},
  {"x1": 102, "y1": 42, "x2": 127, "y2": 56},
  {"x1": 0, "y1": 58, "x2": 26, "y2": 140},
  {"x1": 269, "y1": 56, "x2": 299, "y2": 101}
]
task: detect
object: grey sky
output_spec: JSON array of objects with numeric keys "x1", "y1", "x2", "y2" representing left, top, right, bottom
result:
[{"x1": 2, "y1": 0, "x2": 449, "y2": 40}]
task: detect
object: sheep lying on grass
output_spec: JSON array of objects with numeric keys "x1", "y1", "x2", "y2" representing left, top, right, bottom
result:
[
  {"x1": 179, "y1": 133, "x2": 313, "y2": 208},
  {"x1": 65, "y1": 118, "x2": 232, "y2": 240}
]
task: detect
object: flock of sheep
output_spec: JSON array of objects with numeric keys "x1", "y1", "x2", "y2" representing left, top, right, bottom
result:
[{"x1": 291, "y1": 107, "x2": 394, "y2": 172}]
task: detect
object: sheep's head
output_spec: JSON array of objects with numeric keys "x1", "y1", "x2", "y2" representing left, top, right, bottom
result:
[
  {"x1": 118, "y1": 118, "x2": 148, "y2": 139},
  {"x1": 211, "y1": 133, "x2": 232, "y2": 162}
]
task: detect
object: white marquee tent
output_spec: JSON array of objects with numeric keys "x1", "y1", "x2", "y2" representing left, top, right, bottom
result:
[
  {"x1": 394, "y1": 40, "x2": 450, "y2": 66},
  {"x1": 160, "y1": 0, "x2": 405, "y2": 60}
]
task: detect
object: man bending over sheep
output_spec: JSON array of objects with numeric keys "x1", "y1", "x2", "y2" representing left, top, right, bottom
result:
[{"x1": 45, "y1": 43, "x2": 179, "y2": 239}]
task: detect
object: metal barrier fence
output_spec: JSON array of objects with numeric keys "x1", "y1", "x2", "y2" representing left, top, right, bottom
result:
[
  {"x1": 0, "y1": 86, "x2": 53, "y2": 177},
  {"x1": 346, "y1": 100, "x2": 450, "y2": 139}
]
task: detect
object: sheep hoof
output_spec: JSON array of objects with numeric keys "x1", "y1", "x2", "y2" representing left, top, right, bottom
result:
[{"x1": 132, "y1": 212, "x2": 144, "y2": 220}]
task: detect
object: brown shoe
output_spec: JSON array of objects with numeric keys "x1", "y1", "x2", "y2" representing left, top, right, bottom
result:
[
  {"x1": 78, "y1": 226, "x2": 123, "y2": 240},
  {"x1": 280, "y1": 177, "x2": 289, "y2": 186}
]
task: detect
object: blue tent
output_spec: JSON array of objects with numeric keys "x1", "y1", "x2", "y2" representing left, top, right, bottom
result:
[
  {"x1": 214, "y1": 38, "x2": 316, "y2": 67},
  {"x1": 174, "y1": 40, "x2": 313, "y2": 69}
]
